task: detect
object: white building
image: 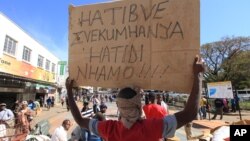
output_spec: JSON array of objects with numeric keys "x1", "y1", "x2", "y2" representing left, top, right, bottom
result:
[{"x1": 0, "y1": 12, "x2": 61, "y2": 106}]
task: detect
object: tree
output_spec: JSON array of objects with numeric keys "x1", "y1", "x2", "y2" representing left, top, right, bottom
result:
[
  {"x1": 225, "y1": 51, "x2": 250, "y2": 89},
  {"x1": 201, "y1": 36, "x2": 250, "y2": 89}
]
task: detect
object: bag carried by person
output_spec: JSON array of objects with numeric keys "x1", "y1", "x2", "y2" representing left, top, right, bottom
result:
[{"x1": 4, "y1": 119, "x2": 15, "y2": 128}]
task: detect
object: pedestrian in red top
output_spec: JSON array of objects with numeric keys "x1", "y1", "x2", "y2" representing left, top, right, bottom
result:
[
  {"x1": 143, "y1": 93, "x2": 168, "y2": 119},
  {"x1": 66, "y1": 56, "x2": 204, "y2": 141}
]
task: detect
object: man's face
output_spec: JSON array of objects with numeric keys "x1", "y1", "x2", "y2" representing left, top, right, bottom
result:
[
  {"x1": 157, "y1": 95, "x2": 162, "y2": 101},
  {"x1": 21, "y1": 104, "x2": 27, "y2": 109},
  {"x1": 100, "y1": 108, "x2": 107, "y2": 113},
  {"x1": 84, "y1": 104, "x2": 89, "y2": 108},
  {"x1": 0, "y1": 105, "x2": 5, "y2": 110},
  {"x1": 63, "y1": 121, "x2": 72, "y2": 131}
]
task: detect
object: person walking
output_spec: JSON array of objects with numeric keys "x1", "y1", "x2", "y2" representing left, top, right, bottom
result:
[
  {"x1": 230, "y1": 98, "x2": 236, "y2": 113},
  {"x1": 99, "y1": 104, "x2": 108, "y2": 119},
  {"x1": 156, "y1": 94, "x2": 169, "y2": 115},
  {"x1": 66, "y1": 97, "x2": 70, "y2": 111},
  {"x1": 66, "y1": 56, "x2": 204, "y2": 141},
  {"x1": 0, "y1": 103, "x2": 15, "y2": 128},
  {"x1": 61, "y1": 96, "x2": 65, "y2": 107},
  {"x1": 81, "y1": 101, "x2": 94, "y2": 118},
  {"x1": 16, "y1": 101, "x2": 33, "y2": 134},
  {"x1": 46, "y1": 97, "x2": 52, "y2": 110},
  {"x1": 212, "y1": 98, "x2": 224, "y2": 120},
  {"x1": 92, "y1": 95, "x2": 100, "y2": 113},
  {"x1": 143, "y1": 93, "x2": 168, "y2": 119},
  {"x1": 51, "y1": 119, "x2": 72, "y2": 141},
  {"x1": 51, "y1": 96, "x2": 55, "y2": 107},
  {"x1": 234, "y1": 93, "x2": 240, "y2": 111},
  {"x1": 143, "y1": 93, "x2": 168, "y2": 141},
  {"x1": 199, "y1": 96, "x2": 207, "y2": 119},
  {"x1": 39, "y1": 96, "x2": 44, "y2": 107},
  {"x1": 0, "y1": 103, "x2": 15, "y2": 138}
]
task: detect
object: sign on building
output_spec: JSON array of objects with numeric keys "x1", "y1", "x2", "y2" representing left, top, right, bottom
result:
[
  {"x1": 68, "y1": 0, "x2": 200, "y2": 93},
  {"x1": 207, "y1": 81, "x2": 234, "y2": 99}
]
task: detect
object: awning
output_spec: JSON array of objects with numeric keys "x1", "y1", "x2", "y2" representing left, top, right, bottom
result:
[{"x1": 0, "y1": 72, "x2": 57, "y2": 87}]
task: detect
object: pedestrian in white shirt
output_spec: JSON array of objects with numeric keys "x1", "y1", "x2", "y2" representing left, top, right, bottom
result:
[
  {"x1": 157, "y1": 94, "x2": 169, "y2": 114},
  {"x1": 51, "y1": 119, "x2": 72, "y2": 141},
  {"x1": 0, "y1": 103, "x2": 15, "y2": 140},
  {"x1": 0, "y1": 103, "x2": 14, "y2": 127}
]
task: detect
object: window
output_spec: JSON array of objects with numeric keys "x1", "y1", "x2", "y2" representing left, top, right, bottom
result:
[
  {"x1": 45, "y1": 59, "x2": 50, "y2": 71},
  {"x1": 52, "y1": 63, "x2": 55, "y2": 73},
  {"x1": 3, "y1": 35, "x2": 17, "y2": 56},
  {"x1": 22, "y1": 46, "x2": 32, "y2": 62},
  {"x1": 37, "y1": 55, "x2": 44, "y2": 68}
]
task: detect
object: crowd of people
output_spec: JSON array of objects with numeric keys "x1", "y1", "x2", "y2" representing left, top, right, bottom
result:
[
  {"x1": 197, "y1": 94, "x2": 240, "y2": 120},
  {"x1": 48, "y1": 56, "x2": 242, "y2": 141},
  {"x1": 0, "y1": 95, "x2": 59, "y2": 140},
  {"x1": 2, "y1": 56, "x2": 242, "y2": 141},
  {"x1": 0, "y1": 100, "x2": 35, "y2": 140}
]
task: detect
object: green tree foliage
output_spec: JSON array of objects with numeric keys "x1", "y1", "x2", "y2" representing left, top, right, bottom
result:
[{"x1": 201, "y1": 36, "x2": 250, "y2": 89}]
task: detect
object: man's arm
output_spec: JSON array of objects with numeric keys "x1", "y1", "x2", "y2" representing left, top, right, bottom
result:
[
  {"x1": 174, "y1": 56, "x2": 204, "y2": 129},
  {"x1": 66, "y1": 78, "x2": 90, "y2": 129}
]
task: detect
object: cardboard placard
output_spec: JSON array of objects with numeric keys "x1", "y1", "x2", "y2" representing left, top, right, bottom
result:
[{"x1": 69, "y1": 0, "x2": 200, "y2": 93}]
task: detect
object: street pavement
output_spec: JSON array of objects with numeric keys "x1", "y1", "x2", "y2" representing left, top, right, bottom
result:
[{"x1": 33, "y1": 101, "x2": 250, "y2": 140}]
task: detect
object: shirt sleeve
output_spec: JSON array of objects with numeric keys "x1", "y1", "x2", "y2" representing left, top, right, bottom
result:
[
  {"x1": 162, "y1": 115, "x2": 177, "y2": 138},
  {"x1": 89, "y1": 118, "x2": 99, "y2": 136}
]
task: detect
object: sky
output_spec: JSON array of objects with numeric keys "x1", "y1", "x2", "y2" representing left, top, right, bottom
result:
[{"x1": 0, "y1": 0, "x2": 249, "y2": 61}]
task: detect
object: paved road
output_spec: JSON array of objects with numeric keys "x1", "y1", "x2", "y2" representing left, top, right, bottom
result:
[{"x1": 33, "y1": 101, "x2": 250, "y2": 140}]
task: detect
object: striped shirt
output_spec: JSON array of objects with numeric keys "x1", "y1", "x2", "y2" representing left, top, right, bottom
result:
[{"x1": 81, "y1": 108, "x2": 94, "y2": 118}]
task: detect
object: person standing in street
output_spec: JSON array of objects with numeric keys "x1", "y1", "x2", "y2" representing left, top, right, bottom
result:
[
  {"x1": 143, "y1": 93, "x2": 168, "y2": 141},
  {"x1": 66, "y1": 56, "x2": 205, "y2": 141},
  {"x1": 230, "y1": 97, "x2": 236, "y2": 112},
  {"x1": 199, "y1": 96, "x2": 207, "y2": 119},
  {"x1": 156, "y1": 94, "x2": 169, "y2": 115},
  {"x1": 143, "y1": 93, "x2": 168, "y2": 119},
  {"x1": 39, "y1": 96, "x2": 44, "y2": 107},
  {"x1": 66, "y1": 97, "x2": 70, "y2": 111},
  {"x1": 51, "y1": 119, "x2": 72, "y2": 141},
  {"x1": 81, "y1": 101, "x2": 94, "y2": 118},
  {"x1": 92, "y1": 95, "x2": 100, "y2": 113},
  {"x1": 46, "y1": 97, "x2": 52, "y2": 110},
  {"x1": 234, "y1": 93, "x2": 240, "y2": 111},
  {"x1": 0, "y1": 103, "x2": 15, "y2": 127},
  {"x1": 61, "y1": 96, "x2": 65, "y2": 107},
  {"x1": 212, "y1": 98, "x2": 224, "y2": 120},
  {"x1": 0, "y1": 103, "x2": 15, "y2": 138},
  {"x1": 17, "y1": 101, "x2": 33, "y2": 134}
]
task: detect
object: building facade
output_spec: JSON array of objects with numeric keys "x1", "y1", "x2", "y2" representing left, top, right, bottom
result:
[{"x1": 0, "y1": 12, "x2": 60, "y2": 108}]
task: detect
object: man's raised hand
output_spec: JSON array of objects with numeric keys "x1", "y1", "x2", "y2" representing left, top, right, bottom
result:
[{"x1": 193, "y1": 55, "x2": 205, "y2": 75}]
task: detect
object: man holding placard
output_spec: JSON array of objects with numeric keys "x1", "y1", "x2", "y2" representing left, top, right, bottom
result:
[
  {"x1": 66, "y1": 56, "x2": 204, "y2": 141},
  {"x1": 67, "y1": 0, "x2": 201, "y2": 140}
]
